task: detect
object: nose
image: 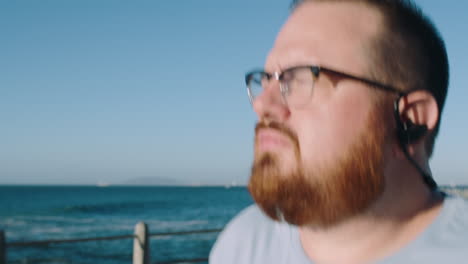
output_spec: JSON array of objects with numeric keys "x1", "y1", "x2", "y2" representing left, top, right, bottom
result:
[{"x1": 252, "y1": 80, "x2": 290, "y2": 122}]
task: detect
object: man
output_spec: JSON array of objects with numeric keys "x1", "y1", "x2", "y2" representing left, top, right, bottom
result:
[{"x1": 210, "y1": 0, "x2": 468, "y2": 263}]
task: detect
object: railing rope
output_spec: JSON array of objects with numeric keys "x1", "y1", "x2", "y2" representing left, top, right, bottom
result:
[
  {"x1": 6, "y1": 229, "x2": 222, "y2": 248},
  {"x1": 133, "y1": 221, "x2": 150, "y2": 264},
  {"x1": 1, "y1": 230, "x2": 6, "y2": 264},
  {"x1": 7, "y1": 234, "x2": 135, "y2": 247}
]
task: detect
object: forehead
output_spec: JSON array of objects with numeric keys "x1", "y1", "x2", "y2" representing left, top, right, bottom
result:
[{"x1": 265, "y1": 1, "x2": 384, "y2": 74}]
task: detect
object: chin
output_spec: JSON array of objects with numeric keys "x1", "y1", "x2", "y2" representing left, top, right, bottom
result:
[{"x1": 254, "y1": 151, "x2": 298, "y2": 176}]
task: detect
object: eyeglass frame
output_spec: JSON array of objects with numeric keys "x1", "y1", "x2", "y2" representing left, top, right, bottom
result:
[{"x1": 245, "y1": 65, "x2": 404, "y2": 106}]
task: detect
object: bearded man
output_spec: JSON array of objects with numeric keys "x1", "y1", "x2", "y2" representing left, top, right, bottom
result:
[{"x1": 210, "y1": 0, "x2": 468, "y2": 263}]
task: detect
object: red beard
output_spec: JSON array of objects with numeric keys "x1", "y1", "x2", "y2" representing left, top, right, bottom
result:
[{"x1": 248, "y1": 110, "x2": 386, "y2": 228}]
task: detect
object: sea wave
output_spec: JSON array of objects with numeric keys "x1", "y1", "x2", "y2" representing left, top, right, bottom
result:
[
  {"x1": 0, "y1": 218, "x2": 28, "y2": 227},
  {"x1": 15, "y1": 215, "x2": 97, "y2": 224}
]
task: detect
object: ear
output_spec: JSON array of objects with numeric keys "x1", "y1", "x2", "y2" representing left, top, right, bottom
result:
[{"x1": 398, "y1": 90, "x2": 439, "y2": 134}]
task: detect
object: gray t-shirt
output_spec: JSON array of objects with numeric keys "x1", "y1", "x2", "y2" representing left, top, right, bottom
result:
[{"x1": 210, "y1": 195, "x2": 468, "y2": 263}]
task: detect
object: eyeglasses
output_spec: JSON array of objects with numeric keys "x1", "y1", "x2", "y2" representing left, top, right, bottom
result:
[{"x1": 245, "y1": 65, "x2": 401, "y2": 107}]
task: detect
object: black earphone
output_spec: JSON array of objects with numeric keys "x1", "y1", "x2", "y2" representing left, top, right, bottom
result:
[
  {"x1": 393, "y1": 95, "x2": 437, "y2": 190},
  {"x1": 393, "y1": 98, "x2": 428, "y2": 144}
]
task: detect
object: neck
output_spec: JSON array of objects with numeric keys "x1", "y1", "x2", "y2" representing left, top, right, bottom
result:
[{"x1": 298, "y1": 164, "x2": 444, "y2": 264}]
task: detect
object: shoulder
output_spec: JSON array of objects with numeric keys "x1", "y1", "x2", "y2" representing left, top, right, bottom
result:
[
  {"x1": 434, "y1": 195, "x2": 468, "y2": 239},
  {"x1": 378, "y1": 195, "x2": 468, "y2": 263},
  {"x1": 419, "y1": 195, "x2": 468, "y2": 247},
  {"x1": 396, "y1": 195, "x2": 468, "y2": 262},
  {"x1": 220, "y1": 204, "x2": 270, "y2": 232},
  {"x1": 209, "y1": 204, "x2": 294, "y2": 263}
]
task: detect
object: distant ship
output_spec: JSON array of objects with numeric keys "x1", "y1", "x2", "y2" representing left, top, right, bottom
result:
[
  {"x1": 225, "y1": 180, "x2": 238, "y2": 189},
  {"x1": 96, "y1": 181, "x2": 110, "y2": 187}
]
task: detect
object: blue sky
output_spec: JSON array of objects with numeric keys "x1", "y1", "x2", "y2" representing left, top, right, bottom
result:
[{"x1": 1, "y1": 0, "x2": 466, "y2": 185}]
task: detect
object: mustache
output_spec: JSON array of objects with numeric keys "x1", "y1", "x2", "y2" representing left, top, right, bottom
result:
[{"x1": 255, "y1": 120, "x2": 300, "y2": 150}]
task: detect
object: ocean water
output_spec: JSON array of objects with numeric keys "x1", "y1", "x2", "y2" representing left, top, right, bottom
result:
[{"x1": 0, "y1": 186, "x2": 253, "y2": 264}]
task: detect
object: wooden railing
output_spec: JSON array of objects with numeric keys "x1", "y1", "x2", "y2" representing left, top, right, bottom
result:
[{"x1": 0, "y1": 223, "x2": 222, "y2": 264}]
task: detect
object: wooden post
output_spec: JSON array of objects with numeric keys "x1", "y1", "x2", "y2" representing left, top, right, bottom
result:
[
  {"x1": 0, "y1": 230, "x2": 6, "y2": 264},
  {"x1": 133, "y1": 222, "x2": 150, "y2": 264}
]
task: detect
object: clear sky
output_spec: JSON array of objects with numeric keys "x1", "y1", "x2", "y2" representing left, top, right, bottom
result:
[{"x1": 1, "y1": 0, "x2": 467, "y2": 185}]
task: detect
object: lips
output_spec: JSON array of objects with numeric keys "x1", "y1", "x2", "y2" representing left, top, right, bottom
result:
[{"x1": 256, "y1": 129, "x2": 292, "y2": 151}]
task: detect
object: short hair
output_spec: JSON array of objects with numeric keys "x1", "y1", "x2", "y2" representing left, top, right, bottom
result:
[{"x1": 291, "y1": 0, "x2": 449, "y2": 157}]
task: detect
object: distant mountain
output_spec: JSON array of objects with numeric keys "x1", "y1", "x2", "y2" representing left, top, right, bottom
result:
[{"x1": 120, "y1": 176, "x2": 181, "y2": 186}]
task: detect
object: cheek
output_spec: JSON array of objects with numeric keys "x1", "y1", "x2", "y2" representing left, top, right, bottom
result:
[{"x1": 294, "y1": 95, "x2": 372, "y2": 167}]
